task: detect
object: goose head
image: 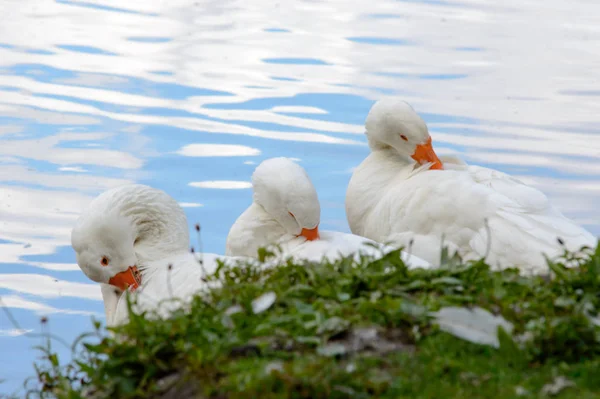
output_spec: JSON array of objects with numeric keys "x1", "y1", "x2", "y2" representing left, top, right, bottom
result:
[
  {"x1": 365, "y1": 98, "x2": 443, "y2": 170},
  {"x1": 71, "y1": 212, "x2": 140, "y2": 291},
  {"x1": 252, "y1": 157, "x2": 320, "y2": 241},
  {"x1": 71, "y1": 184, "x2": 190, "y2": 291}
]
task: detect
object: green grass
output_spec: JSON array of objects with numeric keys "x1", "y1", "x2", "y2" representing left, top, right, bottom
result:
[{"x1": 22, "y1": 242, "x2": 600, "y2": 398}]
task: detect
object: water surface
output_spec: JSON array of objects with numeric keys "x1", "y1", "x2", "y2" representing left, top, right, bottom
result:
[{"x1": 1, "y1": 0, "x2": 600, "y2": 393}]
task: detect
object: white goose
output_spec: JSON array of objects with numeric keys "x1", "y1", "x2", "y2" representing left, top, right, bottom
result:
[
  {"x1": 71, "y1": 184, "x2": 251, "y2": 326},
  {"x1": 226, "y1": 157, "x2": 430, "y2": 268},
  {"x1": 345, "y1": 98, "x2": 597, "y2": 274}
]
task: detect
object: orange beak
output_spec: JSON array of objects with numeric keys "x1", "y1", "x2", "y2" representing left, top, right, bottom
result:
[
  {"x1": 411, "y1": 137, "x2": 443, "y2": 170},
  {"x1": 299, "y1": 225, "x2": 320, "y2": 241},
  {"x1": 108, "y1": 266, "x2": 141, "y2": 292}
]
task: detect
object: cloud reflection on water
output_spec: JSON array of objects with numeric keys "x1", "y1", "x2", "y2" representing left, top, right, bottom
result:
[
  {"x1": 0, "y1": 275, "x2": 101, "y2": 301},
  {"x1": 0, "y1": 0, "x2": 599, "y2": 392}
]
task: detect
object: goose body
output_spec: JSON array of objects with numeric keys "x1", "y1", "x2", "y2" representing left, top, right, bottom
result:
[
  {"x1": 346, "y1": 99, "x2": 596, "y2": 274},
  {"x1": 112, "y1": 252, "x2": 249, "y2": 325},
  {"x1": 226, "y1": 157, "x2": 431, "y2": 269}
]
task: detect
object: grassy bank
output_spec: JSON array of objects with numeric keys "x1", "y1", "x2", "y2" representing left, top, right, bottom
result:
[{"x1": 22, "y1": 242, "x2": 600, "y2": 398}]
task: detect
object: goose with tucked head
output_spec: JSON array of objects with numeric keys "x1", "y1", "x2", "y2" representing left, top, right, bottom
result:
[
  {"x1": 225, "y1": 157, "x2": 320, "y2": 257},
  {"x1": 226, "y1": 157, "x2": 431, "y2": 268},
  {"x1": 346, "y1": 98, "x2": 596, "y2": 273},
  {"x1": 72, "y1": 184, "x2": 247, "y2": 326}
]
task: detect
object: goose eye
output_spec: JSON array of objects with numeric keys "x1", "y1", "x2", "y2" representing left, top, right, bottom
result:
[
  {"x1": 400, "y1": 134, "x2": 408, "y2": 141},
  {"x1": 101, "y1": 257, "x2": 109, "y2": 266}
]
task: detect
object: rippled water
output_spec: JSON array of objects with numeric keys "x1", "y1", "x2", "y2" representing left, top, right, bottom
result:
[{"x1": 1, "y1": 0, "x2": 599, "y2": 393}]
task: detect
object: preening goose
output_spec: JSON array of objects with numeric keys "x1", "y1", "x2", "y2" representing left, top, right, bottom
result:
[{"x1": 71, "y1": 184, "x2": 250, "y2": 326}]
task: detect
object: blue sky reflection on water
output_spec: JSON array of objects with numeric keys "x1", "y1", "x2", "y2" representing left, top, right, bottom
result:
[{"x1": 1, "y1": 0, "x2": 600, "y2": 393}]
